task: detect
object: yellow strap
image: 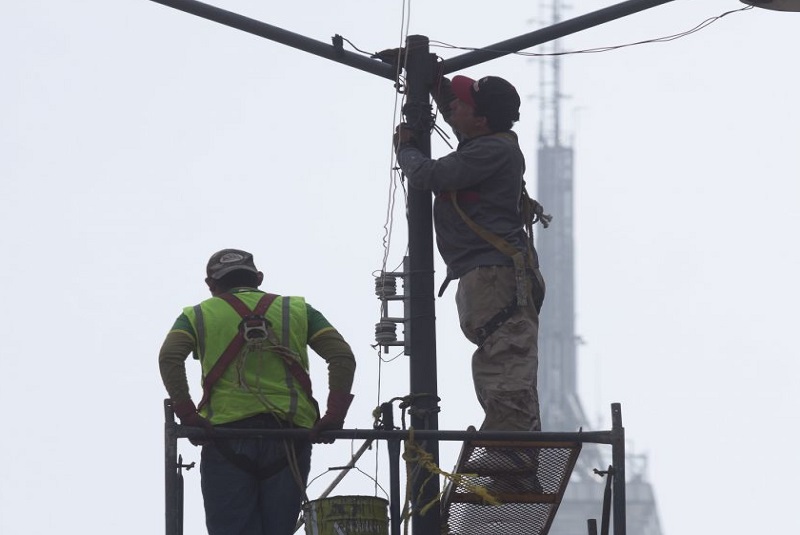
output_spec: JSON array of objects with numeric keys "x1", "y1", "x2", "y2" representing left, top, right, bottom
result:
[{"x1": 449, "y1": 190, "x2": 530, "y2": 306}]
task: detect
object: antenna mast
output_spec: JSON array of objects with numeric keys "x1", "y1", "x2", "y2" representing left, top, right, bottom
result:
[
  {"x1": 538, "y1": 0, "x2": 564, "y2": 149},
  {"x1": 535, "y1": 2, "x2": 664, "y2": 532},
  {"x1": 536, "y1": 0, "x2": 588, "y2": 437}
]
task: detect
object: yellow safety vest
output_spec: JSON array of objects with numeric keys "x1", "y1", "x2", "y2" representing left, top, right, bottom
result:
[{"x1": 183, "y1": 290, "x2": 317, "y2": 428}]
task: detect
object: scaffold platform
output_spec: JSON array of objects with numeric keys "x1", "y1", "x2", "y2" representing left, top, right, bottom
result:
[
  {"x1": 166, "y1": 402, "x2": 628, "y2": 535},
  {"x1": 441, "y1": 439, "x2": 582, "y2": 535}
]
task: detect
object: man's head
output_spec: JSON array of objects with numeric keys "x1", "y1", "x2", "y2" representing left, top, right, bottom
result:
[
  {"x1": 205, "y1": 248, "x2": 263, "y2": 295},
  {"x1": 450, "y1": 75, "x2": 521, "y2": 133}
]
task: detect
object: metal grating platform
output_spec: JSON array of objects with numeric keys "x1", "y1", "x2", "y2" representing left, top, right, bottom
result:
[{"x1": 441, "y1": 440, "x2": 581, "y2": 535}]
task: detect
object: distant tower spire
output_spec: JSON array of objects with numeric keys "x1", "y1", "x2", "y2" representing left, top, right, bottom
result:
[
  {"x1": 536, "y1": 0, "x2": 585, "y2": 438},
  {"x1": 535, "y1": 2, "x2": 664, "y2": 532},
  {"x1": 538, "y1": 0, "x2": 564, "y2": 149}
]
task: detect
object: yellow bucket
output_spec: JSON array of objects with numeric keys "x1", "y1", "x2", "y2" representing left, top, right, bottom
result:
[{"x1": 303, "y1": 495, "x2": 389, "y2": 535}]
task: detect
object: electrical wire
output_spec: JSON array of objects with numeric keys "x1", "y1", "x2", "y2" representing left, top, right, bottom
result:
[
  {"x1": 379, "y1": 0, "x2": 412, "y2": 280},
  {"x1": 380, "y1": 348, "x2": 406, "y2": 364},
  {"x1": 369, "y1": 0, "x2": 414, "y2": 505},
  {"x1": 340, "y1": 36, "x2": 373, "y2": 56},
  {"x1": 300, "y1": 0, "x2": 416, "y2": 503},
  {"x1": 376, "y1": 0, "x2": 412, "y2": 376},
  {"x1": 336, "y1": 6, "x2": 752, "y2": 61},
  {"x1": 428, "y1": 6, "x2": 753, "y2": 58}
]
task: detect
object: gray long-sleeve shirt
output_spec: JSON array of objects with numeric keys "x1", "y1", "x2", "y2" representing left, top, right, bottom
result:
[{"x1": 397, "y1": 130, "x2": 536, "y2": 280}]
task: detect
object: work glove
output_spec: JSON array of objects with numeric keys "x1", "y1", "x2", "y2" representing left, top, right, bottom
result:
[
  {"x1": 309, "y1": 390, "x2": 354, "y2": 444},
  {"x1": 393, "y1": 124, "x2": 418, "y2": 151},
  {"x1": 172, "y1": 399, "x2": 214, "y2": 446}
]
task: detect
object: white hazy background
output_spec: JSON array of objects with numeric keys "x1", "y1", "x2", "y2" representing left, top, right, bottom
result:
[{"x1": 2, "y1": 1, "x2": 798, "y2": 533}]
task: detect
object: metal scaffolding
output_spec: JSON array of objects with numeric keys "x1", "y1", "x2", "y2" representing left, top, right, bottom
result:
[{"x1": 164, "y1": 400, "x2": 629, "y2": 535}]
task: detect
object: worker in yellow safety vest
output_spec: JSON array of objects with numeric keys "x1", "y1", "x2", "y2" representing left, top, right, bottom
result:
[{"x1": 159, "y1": 248, "x2": 356, "y2": 535}]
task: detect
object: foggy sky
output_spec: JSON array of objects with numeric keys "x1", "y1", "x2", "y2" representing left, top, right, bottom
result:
[{"x1": 2, "y1": 1, "x2": 798, "y2": 534}]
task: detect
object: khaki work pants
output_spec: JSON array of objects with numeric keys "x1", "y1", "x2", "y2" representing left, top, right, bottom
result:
[{"x1": 455, "y1": 265, "x2": 543, "y2": 432}]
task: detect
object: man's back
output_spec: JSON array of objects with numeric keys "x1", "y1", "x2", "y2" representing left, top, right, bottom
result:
[{"x1": 179, "y1": 289, "x2": 316, "y2": 428}]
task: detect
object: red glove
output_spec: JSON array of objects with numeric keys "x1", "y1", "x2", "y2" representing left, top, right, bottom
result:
[
  {"x1": 172, "y1": 399, "x2": 213, "y2": 446},
  {"x1": 310, "y1": 391, "x2": 354, "y2": 444}
]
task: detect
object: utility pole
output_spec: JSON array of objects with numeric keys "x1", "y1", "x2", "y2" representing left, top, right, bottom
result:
[{"x1": 402, "y1": 35, "x2": 442, "y2": 534}]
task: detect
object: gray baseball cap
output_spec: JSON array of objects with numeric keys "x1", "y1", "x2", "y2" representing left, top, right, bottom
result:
[{"x1": 206, "y1": 249, "x2": 259, "y2": 280}]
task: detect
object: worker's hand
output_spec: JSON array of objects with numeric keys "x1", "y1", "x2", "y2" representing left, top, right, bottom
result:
[
  {"x1": 309, "y1": 414, "x2": 344, "y2": 444},
  {"x1": 393, "y1": 124, "x2": 417, "y2": 151},
  {"x1": 309, "y1": 391, "x2": 354, "y2": 444},
  {"x1": 172, "y1": 399, "x2": 214, "y2": 446}
]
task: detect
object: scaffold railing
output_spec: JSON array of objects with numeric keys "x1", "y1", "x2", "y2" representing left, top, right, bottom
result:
[{"x1": 164, "y1": 402, "x2": 627, "y2": 535}]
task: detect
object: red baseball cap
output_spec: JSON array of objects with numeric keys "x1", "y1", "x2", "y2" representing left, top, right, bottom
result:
[
  {"x1": 451, "y1": 75, "x2": 478, "y2": 108},
  {"x1": 450, "y1": 75, "x2": 521, "y2": 125}
]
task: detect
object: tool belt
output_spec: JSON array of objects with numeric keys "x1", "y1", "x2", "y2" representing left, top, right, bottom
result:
[{"x1": 449, "y1": 190, "x2": 547, "y2": 345}]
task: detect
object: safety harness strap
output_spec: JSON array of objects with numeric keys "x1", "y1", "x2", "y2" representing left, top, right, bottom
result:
[
  {"x1": 215, "y1": 445, "x2": 292, "y2": 481},
  {"x1": 213, "y1": 414, "x2": 307, "y2": 480},
  {"x1": 449, "y1": 190, "x2": 532, "y2": 307},
  {"x1": 197, "y1": 293, "x2": 279, "y2": 411},
  {"x1": 449, "y1": 182, "x2": 551, "y2": 344},
  {"x1": 475, "y1": 303, "x2": 519, "y2": 346},
  {"x1": 218, "y1": 292, "x2": 276, "y2": 335},
  {"x1": 444, "y1": 133, "x2": 550, "y2": 344},
  {"x1": 202, "y1": 293, "x2": 319, "y2": 420}
]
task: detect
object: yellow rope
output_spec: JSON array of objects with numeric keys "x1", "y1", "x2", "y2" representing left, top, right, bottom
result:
[{"x1": 402, "y1": 428, "x2": 501, "y2": 525}]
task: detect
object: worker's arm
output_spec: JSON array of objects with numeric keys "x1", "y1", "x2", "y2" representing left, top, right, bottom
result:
[
  {"x1": 307, "y1": 304, "x2": 356, "y2": 442},
  {"x1": 159, "y1": 326, "x2": 213, "y2": 432},
  {"x1": 309, "y1": 328, "x2": 356, "y2": 394},
  {"x1": 397, "y1": 134, "x2": 512, "y2": 191},
  {"x1": 158, "y1": 329, "x2": 195, "y2": 402}
]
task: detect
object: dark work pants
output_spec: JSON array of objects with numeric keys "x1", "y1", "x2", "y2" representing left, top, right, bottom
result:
[{"x1": 200, "y1": 415, "x2": 312, "y2": 535}]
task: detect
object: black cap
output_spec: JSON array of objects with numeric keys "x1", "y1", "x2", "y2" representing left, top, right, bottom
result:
[
  {"x1": 206, "y1": 249, "x2": 259, "y2": 280},
  {"x1": 452, "y1": 75, "x2": 521, "y2": 126}
]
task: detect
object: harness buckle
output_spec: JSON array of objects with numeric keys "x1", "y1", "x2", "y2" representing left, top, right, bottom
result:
[{"x1": 239, "y1": 315, "x2": 270, "y2": 342}]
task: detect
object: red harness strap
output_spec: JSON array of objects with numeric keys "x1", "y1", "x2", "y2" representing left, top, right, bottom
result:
[
  {"x1": 222, "y1": 293, "x2": 317, "y2": 412},
  {"x1": 197, "y1": 292, "x2": 278, "y2": 411},
  {"x1": 437, "y1": 189, "x2": 480, "y2": 203}
]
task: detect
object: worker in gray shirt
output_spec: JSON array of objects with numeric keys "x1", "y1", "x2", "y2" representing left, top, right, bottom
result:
[{"x1": 395, "y1": 74, "x2": 546, "y2": 432}]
